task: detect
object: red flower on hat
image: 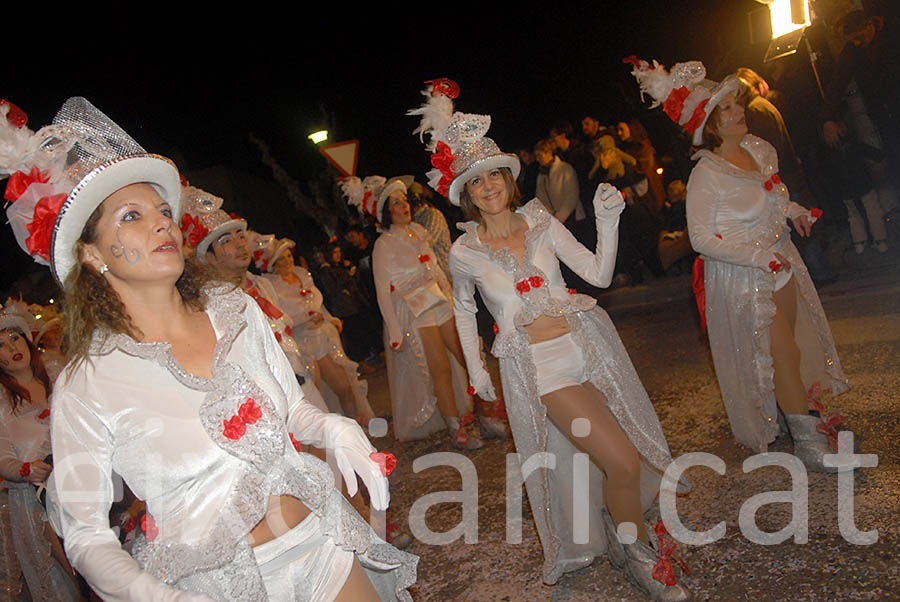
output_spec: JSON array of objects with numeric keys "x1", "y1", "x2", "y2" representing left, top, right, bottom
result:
[
  {"x1": 431, "y1": 141, "x2": 456, "y2": 197},
  {"x1": 369, "y1": 451, "x2": 398, "y2": 476},
  {"x1": 180, "y1": 214, "x2": 210, "y2": 249},
  {"x1": 663, "y1": 86, "x2": 691, "y2": 122},
  {"x1": 223, "y1": 415, "x2": 247, "y2": 440},
  {"x1": 238, "y1": 398, "x2": 262, "y2": 425},
  {"x1": 26, "y1": 193, "x2": 67, "y2": 261},
  {"x1": 682, "y1": 98, "x2": 710, "y2": 135},
  {"x1": 4, "y1": 167, "x2": 49, "y2": 203},
  {"x1": 1, "y1": 99, "x2": 27, "y2": 128},
  {"x1": 141, "y1": 514, "x2": 158, "y2": 542},
  {"x1": 810, "y1": 207, "x2": 823, "y2": 219}
]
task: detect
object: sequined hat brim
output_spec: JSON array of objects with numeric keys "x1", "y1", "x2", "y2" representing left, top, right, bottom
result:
[
  {"x1": 267, "y1": 239, "x2": 296, "y2": 273},
  {"x1": 448, "y1": 153, "x2": 521, "y2": 206},
  {"x1": 50, "y1": 154, "x2": 181, "y2": 286},
  {"x1": 692, "y1": 75, "x2": 741, "y2": 146},
  {"x1": 0, "y1": 315, "x2": 32, "y2": 343}
]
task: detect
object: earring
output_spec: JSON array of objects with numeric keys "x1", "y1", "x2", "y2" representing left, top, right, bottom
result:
[{"x1": 99, "y1": 264, "x2": 109, "y2": 275}]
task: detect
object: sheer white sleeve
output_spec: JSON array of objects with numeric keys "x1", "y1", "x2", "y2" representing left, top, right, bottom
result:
[
  {"x1": 449, "y1": 248, "x2": 495, "y2": 400},
  {"x1": 550, "y1": 203, "x2": 619, "y2": 289},
  {"x1": 372, "y1": 238, "x2": 403, "y2": 347}
]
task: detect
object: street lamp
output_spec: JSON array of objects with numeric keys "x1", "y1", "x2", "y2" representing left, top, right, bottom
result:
[
  {"x1": 755, "y1": 0, "x2": 823, "y2": 98},
  {"x1": 308, "y1": 130, "x2": 328, "y2": 144}
]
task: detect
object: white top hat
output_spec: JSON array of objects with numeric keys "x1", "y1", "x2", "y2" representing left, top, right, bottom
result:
[
  {"x1": 1, "y1": 98, "x2": 181, "y2": 285},
  {"x1": 624, "y1": 57, "x2": 740, "y2": 146},
  {"x1": 179, "y1": 185, "x2": 246, "y2": 262},
  {"x1": 0, "y1": 303, "x2": 33, "y2": 343},
  {"x1": 341, "y1": 175, "x2": 414, "y2": 223},
  {"x1": 407, "y1": 78, "x2": 520, "y2": 206}
]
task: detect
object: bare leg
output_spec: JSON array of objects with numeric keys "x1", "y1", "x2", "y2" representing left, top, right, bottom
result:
[
  {"x1": 418, "y1": 325, "x2": 459, "y2": 418},
  {"x1": 437, "y1": 316, "x2": 475, "y2": 412},
  {"x1": 541, "y1": 382, "x2": 648, "y2": 544},
  {"x1": 771, "y1": 278, "x2": 807, "y2": 415},
  {"x1": 334, "y1": 559, "x2": 380, "y2": 602},
  {"x1": 318, "y1": 354, "x2": 359, "y2": 417}
]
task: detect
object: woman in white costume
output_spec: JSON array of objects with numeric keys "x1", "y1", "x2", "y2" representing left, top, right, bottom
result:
[
  {"x1": 1, "y1": 97, "x2": 416, "y2": 601},
  {"x1": 410, "y1": 80, "x2": 690, "y2": 601},
  {"x1": 0, "y1": 304, "x2": 80, "y2": 601},
  {"x1": 342, "y1": 175, "x2": 508, "y2": 448},
  {"x1": 627, "y1": 58, "x2": 849, "y2": 470},
  {"x1": 259, "y1": 238, "x2": 375, "y2": 425}
]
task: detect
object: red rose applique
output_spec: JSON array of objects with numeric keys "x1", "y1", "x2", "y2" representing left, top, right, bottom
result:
[
  {"x1": 493, "y1": 322, "x2": 499, "y2": 335},
  {"x1": 285, "y1": 326, "x2": 292, "y2": 336},
  {"x1": 771, "y1": 174, "x2": 781, "y2": 184},
  {"x1": 274, "y1": 332, "x2": 283, "y2": 343},
  {"x1": 568, "y1": 288, "x2": 577, "y2": 295},
  {"x1": 369, "y1": 452, "x2": 397, "y2": 476},
  {"x1": 810, "y1": 208, "x2": 823, "y2": 219},
  {"x1": 528, "y1": 276, "x2": 544, "y2": 288},
  {"x1": 141, "y1": 514, "x2": 158, "y2": 542},
  {"x1": 769, "y1": 261, "x2": 783, "y2": 273},
  {"x1": 38, "y1": 409, "x2": 50, "y2": 420},
  {"x1": 466, "y1": 385, "x2": 475, "y2": 395},
  {"x1": 515, "y1": 279, "x2": 531, "y2": 293},
  {"x1": 123, "y1": 516, "x2": 137, "y2": 533},
  {"x1": 390, "y1": 284, "x2": 395, "y2": 292},
  {"x1": 418, "y1": 254, "x2": 430, "y2": 263},
  {"x1": 19, "y1": 462, "x2": 30, "y2": 477},
  {"x1": 238, "y1": 398, "x2": 262, "y2": 425},
  {"x1": 223, "y1": 415, "x2": 247, "y2": 440},
  {"x1": 764, "y1": 181, "x2": 774, "y2": 191}
]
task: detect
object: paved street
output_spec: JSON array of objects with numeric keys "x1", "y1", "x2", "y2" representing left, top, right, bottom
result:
[{"x1": 364, "y1": 255, "x2": 900, "y2": 601}]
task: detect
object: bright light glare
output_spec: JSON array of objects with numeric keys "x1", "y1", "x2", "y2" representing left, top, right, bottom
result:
[
  {"x1": 769, "y1": 0, "x2": 809, "y2": 38},
  {"x1": 656, "y1": 167, "x2": 664, "y2": 175},
  {"x1": 308, "y1": 130, "x2": 328, "y2": 144}
]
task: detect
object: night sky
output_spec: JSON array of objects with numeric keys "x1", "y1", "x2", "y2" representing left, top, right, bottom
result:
[{"x1": 3, "y1": 0, "x2": 786, "y2": 294}]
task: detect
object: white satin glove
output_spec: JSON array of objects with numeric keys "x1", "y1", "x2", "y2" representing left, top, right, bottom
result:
[
  {"x1": 469, "y1": 368, "x2": 497, "y2": 401},
  {"x1": 331, "y1": 422, "x2": 390, "y2": 511},
  {"x1": 593, "y1": 183, "x2": 626, "y2": 221}
]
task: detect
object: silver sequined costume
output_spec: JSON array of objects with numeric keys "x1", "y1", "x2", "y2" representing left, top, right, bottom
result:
[
  {"x1": 687, "y1": 134, "x2": 849, "y2": 452},
  {"x1": 449, "y1": 199, "x2": 675, "y2": 585},
  {"x1": 46, "y1": 286, "x2": 417, "y2": 601}
]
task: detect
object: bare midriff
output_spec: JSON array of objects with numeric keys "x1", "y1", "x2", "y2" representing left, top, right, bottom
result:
[
  {"x1": 523, "y1": 314, "x2": 571, "y2": 344},
  {"x1": 246, "y1": 495, "x2": 312, "y2": 546}
]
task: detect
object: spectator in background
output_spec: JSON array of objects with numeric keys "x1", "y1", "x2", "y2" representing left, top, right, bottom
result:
[
  {"x1": 534, "y1": 138, "x2": 585, "y2": 228},
  {"x1": 616, "y1": 119, "x2": 665, "y2": 213},
  {"x1": 551, "y1": 121, "x2": 594, "y2": 223},
  {"x1": 317, "y1": 244, "x2": 375, "y2": 364},
  {"x1": 658, "y1": 180, "x2": 694, "y2": 274},
  {"x1": 409, "y1": 181, "x2": 453, "y2": 282},
  {"x1": 516, "y1": 147, "x2": 539, "y2": 201}
]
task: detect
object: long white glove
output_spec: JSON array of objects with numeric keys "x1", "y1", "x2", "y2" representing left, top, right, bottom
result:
[
  {"x1": 330, "y1": 421, "x2": 390, "y2": 511},
  {"x1": 593, "y1": 182, "x2": 626, "y2": 222}
]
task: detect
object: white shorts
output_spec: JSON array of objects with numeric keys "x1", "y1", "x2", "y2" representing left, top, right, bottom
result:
[
  {"x1": 530, "y1": 333, "x2": 588, "y2": 397},
  {"x1": 252, "y1": 514, "x2": 355, "y2": 602},
  {"x1": 413, "y1": 299, "x2": 454, "y2": 329}
]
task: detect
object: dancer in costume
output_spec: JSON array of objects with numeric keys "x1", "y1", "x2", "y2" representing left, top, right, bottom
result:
[
  {"x1": 0, "y1": 304, "x2": 80, "y2": 601},
  {"x1": 410, "y1": 80, "x2": 690, "y2": 600},
  {"x1": 1, "y1": 97, "x2": 416, "y2": 601},
  {"x1": 259, "y1": 237, "x2": 375, "y2": 425},
  {"x1": 342, "y1": 175, "x2": 508, "y2": 448},
  {"x1": 627, "y1": 58, "x2": 851, "y2": 470}
]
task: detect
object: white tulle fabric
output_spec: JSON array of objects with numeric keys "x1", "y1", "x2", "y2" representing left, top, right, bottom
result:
[
  {"x1": 263, "y1": 267, "x2": 373, "y2": 418},
  {"x1": 0, "y1": 392, "x2": 80, "y2": 602},
  {"x1": 46, "y1": 286, "x2": 416, "y2": 601},
  {"x1": 449, "y1": 200, "x2": 675, "y2": 585},
  {"x1": 372, "y1": 223, "x2": 469, "y2": 440},
  {"x1": 687, "y1": 134, "x2": 849, "y2": 452}
]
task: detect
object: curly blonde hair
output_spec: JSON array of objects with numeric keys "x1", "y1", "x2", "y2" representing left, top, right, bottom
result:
[{"x1": 62, "y1": 202, "x2": 219, "y2": 372}]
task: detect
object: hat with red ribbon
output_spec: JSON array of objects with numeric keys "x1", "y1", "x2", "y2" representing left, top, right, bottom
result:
[
  {"x1": 1, "y1": 98, "x2": 181, "y2": 286},
  {"x1": 624, "y1": 57, "x2": 739, "y2": 146},
  {"x1": 179, "y1": 185, "x2": 246, "y2": 262},
  {"x1": 407, "y1": 79, "x2": 520, "y2": 206},
  {"x1": 0, "y1": 302, "x2": 33, "y2": 343},
  {"x1": 341, "y1": 174, "x2": 413, "y2": 223}
]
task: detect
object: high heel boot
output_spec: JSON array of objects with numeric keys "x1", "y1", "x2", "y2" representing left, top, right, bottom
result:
[{"x1": 443, "y1": 413, "x2": 483, "y2": 450}]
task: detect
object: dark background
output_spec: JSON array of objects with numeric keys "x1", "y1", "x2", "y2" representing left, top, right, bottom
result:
[{"x1": 0, "y1": 0, "x2": 849, "y2": 297}]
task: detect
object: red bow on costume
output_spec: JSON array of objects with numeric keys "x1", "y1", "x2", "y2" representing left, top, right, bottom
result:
[
  {"x1": 26, "y1": 194, "x2": 67, "y2": 261},
  {"x1": 651, "y1": 521, "x2": 690, "y2": 587},
  {"x1": 431, "y1": 141, "x2": 456, "y2": 197},
  {"x1": 252, "y1": 249, "x2": 270, "y2": 272},
  {"x1": 4, "y1": 167, "x2": 48, "y2": 202},
  {"x1": 244, "y1": 286, "x2": 284, "y2": 320}
]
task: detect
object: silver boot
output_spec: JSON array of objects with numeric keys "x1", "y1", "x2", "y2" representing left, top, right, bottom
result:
[
  {"x1": 785, "y1": 414, "x2": 840, "y2": 473},
  {"x1": 600, "y1": 509, "x2": 626, "y2": 570},
  {"x1": 622, "y1": 533, "x2": 692, "y2": 602},
  {"x1": 443, "y1": 414, "x2": 483, "y2": 450}
]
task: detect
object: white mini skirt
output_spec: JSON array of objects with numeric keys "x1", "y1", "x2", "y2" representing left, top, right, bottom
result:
[
  {"x1": 252, "y1": 513, "x2": 355, "y2": 602},
  {"x1": 530, "y1": 333, "x2": 588, "y2": 397}
]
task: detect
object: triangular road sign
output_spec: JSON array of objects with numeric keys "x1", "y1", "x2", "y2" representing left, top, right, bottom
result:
[{"x1": 319, "y1": 140, "x2": 359, "y2": 177}]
